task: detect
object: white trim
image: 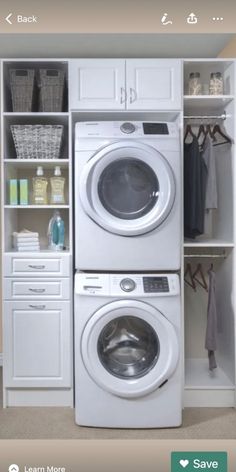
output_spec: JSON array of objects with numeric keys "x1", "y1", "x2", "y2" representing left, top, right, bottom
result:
[{"x1": 0, "y1": 353, "x2": 3, "y2": 366}]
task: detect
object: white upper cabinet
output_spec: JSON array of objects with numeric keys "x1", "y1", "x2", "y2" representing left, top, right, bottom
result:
[
  {"x1": 126, "y1": 59, "x2": 182, "y2": 110},
  {"x1": 69, "y1": 59, "x2": 126, "y2": 110},
  {"x1": 69, "y1": 59, "x2": 182, "y2": 110}
]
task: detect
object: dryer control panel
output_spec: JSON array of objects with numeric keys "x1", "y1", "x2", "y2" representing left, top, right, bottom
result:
[
  {"x1": 143, "y1": 276, "x2": 169, "y2": 293},
  {"x1": 75, "y1": 121, "x2": 178, "y2": 139},
  {"x1": 75, "y1": 273, "x2": 180, "y2": 297}
]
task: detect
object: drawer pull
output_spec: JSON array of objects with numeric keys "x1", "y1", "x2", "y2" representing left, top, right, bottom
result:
[
  {"x1": 29, "y1": 304, "x2": 46, "y2": 310},
  {"x1": 29, "y1": 288, "x2": 46, "y2": 293},
  {"x1": 28, "y1": 265, "x2": 46, "y2": 270}
]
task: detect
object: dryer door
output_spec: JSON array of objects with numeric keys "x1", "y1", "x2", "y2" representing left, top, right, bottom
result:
[
  {"x1": 79, "y1": 141, "x2": 176, "y2": 236},
  {"x1": 81, "y1": 300, "x2": 179, "y2": 398}
]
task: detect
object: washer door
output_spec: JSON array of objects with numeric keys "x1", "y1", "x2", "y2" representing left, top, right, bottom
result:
[
  {"x1": 81, "y1": 300, "x2": 179, "y2": 398},
  {"x1": 79, "y1": 141, "x2": 176, "y2": 236}
]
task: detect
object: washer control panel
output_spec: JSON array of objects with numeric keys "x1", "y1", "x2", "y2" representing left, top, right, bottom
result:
[
  {"x1": 75, "y1": 273, "x2": 180, "y2": 297},
  {"x1": 120, "y1": 278, "x2": 136, "y2": 292},
  {"x1": 143, "y1": 276, "x2": 169, "y2": 293}
]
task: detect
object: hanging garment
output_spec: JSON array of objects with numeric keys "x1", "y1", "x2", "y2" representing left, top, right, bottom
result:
[
  {"x1": 205, "y1": 269, "x2": 218, "y2": 370},
  {"x1": 184, "y1": 136, "x2": 208, "y2": 238},
  {"x1": 201, "y1": 135, "x2": 218, "y2": 210}
]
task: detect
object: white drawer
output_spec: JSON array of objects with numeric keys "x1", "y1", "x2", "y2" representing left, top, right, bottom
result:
[
  {"x1": 4, "y1": 254, "x2": 71, "y2": 277},
  {"x1": 4, "y1": 278, "x2": 70, "y2": 300}
]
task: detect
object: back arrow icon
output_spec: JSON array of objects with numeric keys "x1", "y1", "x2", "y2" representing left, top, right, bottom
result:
[{"x1": 6, "y1": 13, "x2": 13, "y2": 24}]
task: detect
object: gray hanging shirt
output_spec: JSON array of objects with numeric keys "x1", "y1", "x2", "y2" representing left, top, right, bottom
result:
[
  {"x1": 201, "y1": 136, "x2": 218, "y2": 210},
  {"x1": 205, "y1": 269, "x2": 218, "y2": 370}
]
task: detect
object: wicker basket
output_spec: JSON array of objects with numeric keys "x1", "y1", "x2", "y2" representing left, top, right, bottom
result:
[
  {"x1": 38, "y1": 69, "x2": 65, "y2": 112},
  {"x1": 11, "y1": 125, "x2": 64, "y2": 159},
  {"x1": 10, "y1": 69, "x2": 35, "y2": 112}
]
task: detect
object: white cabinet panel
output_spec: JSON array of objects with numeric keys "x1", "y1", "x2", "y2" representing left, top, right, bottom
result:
[
  {"x1": 4, "y1": 278, "x2": 70, "y2": 299},
  {"x1": 126, "y1": 59, "x2": 182, "y2": 110},
  {"x1": 69, "y1": 59, "x2": 126, "y2": 109},
  {"x1": 4, "y1": 301, "x2": 71, "y2": 387},
  {"x1": 4, "y1": 254, "x2": 71, "y2": 277}
]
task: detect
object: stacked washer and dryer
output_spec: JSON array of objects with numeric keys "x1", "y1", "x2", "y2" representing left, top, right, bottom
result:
[{"x1": 74, "y1": 121, "x2": 182, "y2": 428}]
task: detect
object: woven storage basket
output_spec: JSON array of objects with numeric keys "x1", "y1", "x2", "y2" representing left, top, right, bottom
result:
[
  {"x1": 10, "y1": 69, "x2": 35, "y2": 112},
  {"x1": 11, "y1": 125, "x2": 64, "y2": 159},
  {"x1": 38, "y1": 69, "x2": 65, "y2": 112}
]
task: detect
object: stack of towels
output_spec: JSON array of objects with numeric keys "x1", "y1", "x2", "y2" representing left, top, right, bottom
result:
[{"x1": 13, "y1": 230, "x2": 40, "y2": 251}]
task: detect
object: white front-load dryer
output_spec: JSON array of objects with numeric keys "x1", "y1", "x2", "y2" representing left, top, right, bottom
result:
[
  {"x1": 75, "y1": 121, "x2": 181, "y2": 271},
  {"x1": 74, "y1": 272, "x2": 182, "y2": 428}
]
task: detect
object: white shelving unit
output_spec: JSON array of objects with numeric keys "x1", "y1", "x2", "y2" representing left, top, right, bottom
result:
[
  {"x1": 1, "y1": 57, "x2": 236, "y2": 411},
  {"x1": 1, "y1": 59, "x2": 73, "y2": 407},
  {"x1": 183, "y1": 59, "x2": 236, "y2": 407}
]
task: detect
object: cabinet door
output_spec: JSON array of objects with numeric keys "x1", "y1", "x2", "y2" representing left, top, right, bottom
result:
[
  {"x1": 69, "y1": 59, "x2": 126, "y2": 109},
  {"x1": 4, "y1": 301, "x2": 71, "y2": 388},
  {"x1": 126, "y1": 59, "x2": 182, "y2": 110}
]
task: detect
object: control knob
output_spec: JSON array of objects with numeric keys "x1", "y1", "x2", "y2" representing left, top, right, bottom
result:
[
  {"x1": 120, "y1": 278, "x2": 136, "y2": 292},
  {"x1": 120, "y1": 122, "x2": 136, "y2": 134}
]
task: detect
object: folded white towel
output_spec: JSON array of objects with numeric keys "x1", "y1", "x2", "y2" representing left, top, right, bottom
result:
[
  {"x1": 17, "y1": 246, "x2": 40, "y2": 252},
  {"x1": 13, "y1": 230, "x2": 39, "y2": 238},
  {"x1": 14, "y1": 238, "x2": 39, "y2": 245}
]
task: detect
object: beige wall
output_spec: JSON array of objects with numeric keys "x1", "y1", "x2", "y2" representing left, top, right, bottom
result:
[{"x1": 218, "y1": 37, "x2": 236, "y2": 57}]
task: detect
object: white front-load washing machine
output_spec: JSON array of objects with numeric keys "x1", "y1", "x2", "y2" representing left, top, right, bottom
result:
[
  {"x1": 75, "y1": 121, "x2": 181, "y2": 271},
  {"x1": 74, "y1": 272, "x2": 182, "y2": 428}
]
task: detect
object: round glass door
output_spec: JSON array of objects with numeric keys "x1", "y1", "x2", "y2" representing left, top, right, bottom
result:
[
  {"x1": 97, "y1": 316, "x2": 159, "y2": 379},
  {"x1": 81, "y1": 300, "x2": 179, "y2": 398},
  {"x1": 98, "y1": 159, "x2": 159, "y2": 220},
  {"x1": 79, "y1": 141, "x2": 175, "y2": 236}
]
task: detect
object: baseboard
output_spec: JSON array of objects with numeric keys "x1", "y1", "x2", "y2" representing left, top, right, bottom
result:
[{"x1": 0, "y1": 353, "x2": 3, "y2": 366}]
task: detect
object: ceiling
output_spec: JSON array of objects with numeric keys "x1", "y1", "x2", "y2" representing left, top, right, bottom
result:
[{"x1": 0, "y1": 33, "x2": 234, "y2": 58}]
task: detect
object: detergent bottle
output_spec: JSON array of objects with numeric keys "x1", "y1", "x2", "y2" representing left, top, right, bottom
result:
[{"x1": 48, "y1": 211, "x2": 65, "y2": 251}]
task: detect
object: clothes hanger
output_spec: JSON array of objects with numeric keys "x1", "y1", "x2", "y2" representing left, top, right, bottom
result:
[
  {"x1": 184, "y1": 263, "x2": 196, "y2": 291},
  {"x1": 192, "y1": 263, "x2": 208, "y2": 292},
  {"x1": 197, "y1": 124, "x2": 206, "y2": 140},
  {"x1": 184, "y1": 124, "x2": 196, "y2": 142},
  {"x1": 212, "y1": 122, "x2": 232, "y2": 146},
  {"x1": 208, "y1": 263, "x2": 214, "y2": 273},
  {"x1": 206, "y1": 124, "x2": 215, "y2": 140}
]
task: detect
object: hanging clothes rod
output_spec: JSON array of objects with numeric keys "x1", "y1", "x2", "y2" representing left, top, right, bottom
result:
[
  {"x1": 184, "y1": 254, "x2": 226, "y2": 259},
  {"x1": 184, "y1": 112, "x2": 231, "y2": 120}
]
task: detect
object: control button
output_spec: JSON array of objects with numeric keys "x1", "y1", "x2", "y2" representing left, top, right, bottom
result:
[
  {"x1": 120, "y1": 278, "x2": 136, "y2": 292},
  {"x1": 120, "y1": 122, "x2": 135, "y2": 134}
]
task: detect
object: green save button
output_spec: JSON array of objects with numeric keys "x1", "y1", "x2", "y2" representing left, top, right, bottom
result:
[{"x1": 171, "y1": 452, "x2": 227, "y2": 472}]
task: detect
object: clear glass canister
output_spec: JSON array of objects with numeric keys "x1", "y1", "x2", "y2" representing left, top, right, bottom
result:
[
  {"x1": 209, "y1": 72, "x2": 224, "y2": 95},
  {"x1": 188, "y1": 72, "x2": 202, "y2": 95}
]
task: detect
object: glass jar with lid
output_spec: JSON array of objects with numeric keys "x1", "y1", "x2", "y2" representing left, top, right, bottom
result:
[
  {"x1": 209, "y1": 72, "x2": 224, "y2": 95},
  {"x1": 188, "y1": 72, "x2": 202, "y2": 95}
]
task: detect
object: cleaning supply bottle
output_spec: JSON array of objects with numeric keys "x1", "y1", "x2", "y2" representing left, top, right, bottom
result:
[
  {"x1": 47, "y1": 211, "x2": 65, "y2": 251},
  {"x1": 50, "y1": 166, "x2": 65, "y2": 204},
  {"x1": 32, "y1": 166, "x2": 48, "y2": 204}
]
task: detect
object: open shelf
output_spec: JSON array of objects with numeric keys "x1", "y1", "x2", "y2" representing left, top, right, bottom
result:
[
  {"x1": 184, "y1": 95, "x2": 234, "y2": 113},
  {"x1": 185, "y1": 359, "x2": 234, "y2": 390},
  {"x1": 5, "y1": 205, "x2": 70, "y2": 209},
  {"x1": 3, "y1": 114, "x2": 69, "y2": 160},
  {"x1": 5, "y1": 249, "x2": 71, "y2": 254},
  {"x1": 4, "y1": 159, "x2": 69, "y2": 168},
  {"x1": 3, "y1": 60, "x2": 68, "y2": 113},
  {"x1": 3, "y1": 207, "x2": 70, "y2": 252},
  {"x1": 3, "y1": 112, "x2": 69, "y2": 117},
  {"x1": 184, "y1": 240, "x2": 234, "y2": 248}
]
